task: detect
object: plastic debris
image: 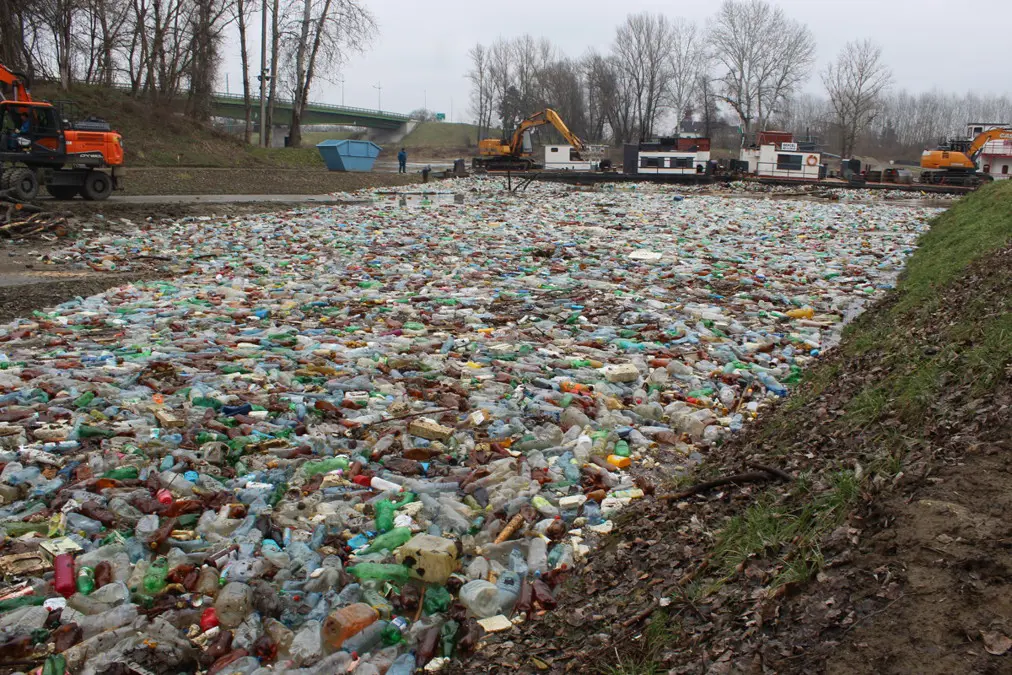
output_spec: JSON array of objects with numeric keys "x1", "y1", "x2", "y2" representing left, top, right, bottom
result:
[{"x1": 0, "y1": 178, "x2": 941, "y2": 670}]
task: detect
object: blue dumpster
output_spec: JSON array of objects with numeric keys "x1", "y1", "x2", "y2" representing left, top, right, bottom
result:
[{"x1": 316, "y1": 139, "x2": 383, "y2": 172}]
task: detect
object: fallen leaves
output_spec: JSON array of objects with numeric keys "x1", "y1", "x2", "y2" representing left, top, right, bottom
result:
[{"x1": 981, "y1": 631, "x2": 1012, "y2": 656}]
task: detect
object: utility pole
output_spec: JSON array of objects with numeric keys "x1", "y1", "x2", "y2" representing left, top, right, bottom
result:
[
  {"x1": 259, "y1": 0, "x2": 268, "y2": 147},
  {"x1": 374, "y1": 82, "x2": 382, "y2": 111},
  {"x1": 338, "y1": 76, "x2": 345, "y2": 107},
  {"x1": 423, "y1": 89, "x2": 427, "y2": 111}
]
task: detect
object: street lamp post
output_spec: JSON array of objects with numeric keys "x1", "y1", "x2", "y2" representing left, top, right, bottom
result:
[{"x1": 373, "y1": 82, "x2": 382, "y2": 111}]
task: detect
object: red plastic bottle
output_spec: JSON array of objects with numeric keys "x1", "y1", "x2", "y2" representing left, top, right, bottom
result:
[
  {"x1": 156, "y1": 489, "x2": 174, "y2": 505},
  {"x1": 53, "y1": 554, "x2": 76, "y2": 598},
  {"x1": 200, "y1": 607, "x2": 219, "y2": 632}
]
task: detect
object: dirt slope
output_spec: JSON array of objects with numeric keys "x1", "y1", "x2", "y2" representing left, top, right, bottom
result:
[{"x1": 455, "y1": 182, "x2": 1012, "y2": 674}]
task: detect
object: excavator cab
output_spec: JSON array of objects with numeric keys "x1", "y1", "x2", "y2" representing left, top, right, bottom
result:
[{"x1": 0, "y1": 102, "x2": 63, "y2": 155}]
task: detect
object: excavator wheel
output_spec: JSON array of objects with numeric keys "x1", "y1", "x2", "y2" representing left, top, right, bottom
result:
[
  {"x1": 81, "y1": 171, "x2": 113, "y2": 201},
  {"x1": 46, "y1": 185, "x2": 80, "y2": 200},
  {"x1": 3, "y1": 168, "x2": 39, "y2": 202}
]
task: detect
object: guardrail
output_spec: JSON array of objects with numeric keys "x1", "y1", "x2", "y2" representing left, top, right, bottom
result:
[{"x1": 210, "y1": 91, "x2": 410, "y2": 120}]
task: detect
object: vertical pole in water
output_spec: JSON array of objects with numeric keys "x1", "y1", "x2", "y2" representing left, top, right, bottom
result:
[{"x1": 259, "y1": 0, "x2": 268, "y2": 147}]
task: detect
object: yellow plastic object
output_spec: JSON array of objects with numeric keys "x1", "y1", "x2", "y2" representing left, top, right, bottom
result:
[
  {"x1": 606, "y1": 454, "x2": 631, "y2": 469},
  {"x1": 786, "y1": 307, "x2": 814, "y2": 319}
]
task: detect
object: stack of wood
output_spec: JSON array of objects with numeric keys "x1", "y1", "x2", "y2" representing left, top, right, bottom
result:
[{"x1": 0, "y1": 189, "x2": 71, "y2": 238}]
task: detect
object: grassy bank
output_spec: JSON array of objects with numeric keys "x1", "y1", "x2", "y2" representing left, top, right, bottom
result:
[{"x1": 34, "y1": 83, "x2": 325, "y2": 168}]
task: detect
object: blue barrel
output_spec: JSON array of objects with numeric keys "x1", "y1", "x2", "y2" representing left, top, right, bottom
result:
[{"x1": 316, "y1": 139, "x2": 383, "y2": 172}]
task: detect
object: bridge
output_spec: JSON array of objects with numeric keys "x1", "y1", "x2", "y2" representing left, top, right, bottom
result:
[{"x1": 209, "y1": 92, "x2": 412, "y2": 129}]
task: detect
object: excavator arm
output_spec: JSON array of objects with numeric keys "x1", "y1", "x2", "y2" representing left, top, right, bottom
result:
[
  {"x1": 967, "y1": 127, "x2": 1012, "y2": 162},
  {"x1": 508, "y1": 108, "x2": 584, "y2": 155},
  {"x1": 0, "y1": 64, "x2": 32, "y2": 103}
]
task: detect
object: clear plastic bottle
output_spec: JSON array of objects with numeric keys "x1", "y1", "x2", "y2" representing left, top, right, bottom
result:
[
  {"x1": 215, "y1": 582, "x2": 253, "y2": 628},
  {"x1": 458, "y1": 579, "x2": 501, "y2": 618}
]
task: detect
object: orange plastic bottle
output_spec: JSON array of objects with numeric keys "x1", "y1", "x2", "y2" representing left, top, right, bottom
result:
[{"x1": 320, "y1": 603, "x2": 379, "y2": 650}]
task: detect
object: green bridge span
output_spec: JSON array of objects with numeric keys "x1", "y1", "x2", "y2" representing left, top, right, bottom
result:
[{"x1": 210, "y1": 93, "x2": 412, "y2": 129}]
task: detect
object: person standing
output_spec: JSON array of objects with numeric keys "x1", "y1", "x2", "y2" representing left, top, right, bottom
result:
[{"x1": 397, "y1": 147, "x2": 407, "y2": 173}]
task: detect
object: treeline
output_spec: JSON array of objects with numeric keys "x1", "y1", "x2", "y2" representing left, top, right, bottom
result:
[
  {"x1": 783, "y1": 90, "x2": 1012, "y2": 159},
  {"x1": 467, "y1": 0, "x2": 1006, "y2": 158},
  {"x1": 0, "y1": 0, "x2": 375, "y2": 147}
]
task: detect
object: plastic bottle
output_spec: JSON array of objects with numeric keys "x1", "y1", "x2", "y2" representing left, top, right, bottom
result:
[
  {"x1": 142, "y1": 556, "x2": 169, "y2": 595},
  {"x1": 386, "y1": 653, "x2": 415, "y2": 675},
  {"x1": 320, "y1": 602, "x2": 379, "y2": 650},
  {"x1": 360, "y1": 526, "x2": 411, "y2": 554},
  {"x1": 496, "y1": 570, "x2": 520, "y2": 613},
  {"x1": 54, "y1": 554, "x2": 76, "y2": 598},
  {"x1": 215, "y1": 582, "x2": 253, "y2": 628},
  {"x1": 373, "y1": 499, "x2": 395, "y2": 533},
  {"x1": 76, "y1": 566, "x2": 96, "y2": 595},
  {"x1": 340, "y1": 619, "x2": 387, "y2": 654},
  {"x1": 459, "y1": 580, "x2": 501, "y2": 618},
  {"x1": 346, "y1": 563, "x2": 411, "y2": 584}
]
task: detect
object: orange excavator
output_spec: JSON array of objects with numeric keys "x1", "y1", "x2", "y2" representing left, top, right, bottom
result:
[
  {"x1": 0, "y1": 64, "x2": 123, "y2": 200},
  {"x1": 473, "y1": 108, "x2": 584, "y2": 172},
  {"x1": 920, "y1": 127, "x2": 1012, "y2": 186}
]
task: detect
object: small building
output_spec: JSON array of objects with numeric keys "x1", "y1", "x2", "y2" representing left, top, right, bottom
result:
[
  {"x1": 738, "y1": 132, "x2": 822, "y2": 180},
  {"x1": 543, "y1": 145, "x2": 594, "y2": 171},
  {"x1": 623, "y1": 137, "x2": 712, "y2": 176},
  {"x1": 967, "y1": 122, "x2": 1012, "y2": 180}
]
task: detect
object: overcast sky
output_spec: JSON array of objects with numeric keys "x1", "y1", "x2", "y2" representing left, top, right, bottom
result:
[{"x1": 220, "y1": 0, "x2": 1012, "y2": 121}]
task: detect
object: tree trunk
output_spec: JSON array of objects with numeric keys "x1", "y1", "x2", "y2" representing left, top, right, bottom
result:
[
  {"x1": 236, "y1": 0, "x2": 252, "y2": 144},
  {"x1": 265, "y1": 0, "x2": 280, "y2": 144}
]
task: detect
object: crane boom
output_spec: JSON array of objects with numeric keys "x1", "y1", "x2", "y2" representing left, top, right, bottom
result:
[
  {"x1": 508, "y1": 108, "x2": 585, "y2": 154},
  {"x1": 0, "y1": 64, "x2": 32, "y2": 103}
]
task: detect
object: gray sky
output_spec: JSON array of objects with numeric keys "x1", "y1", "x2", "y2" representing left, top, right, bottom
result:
[{"x1": 221, "y1": 0, "x2": 1012, "y2": 120}]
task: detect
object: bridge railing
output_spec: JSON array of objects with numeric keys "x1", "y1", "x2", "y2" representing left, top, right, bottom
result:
[{"x1": 210, "y1": 91, "x2": 411, "y2": 121}]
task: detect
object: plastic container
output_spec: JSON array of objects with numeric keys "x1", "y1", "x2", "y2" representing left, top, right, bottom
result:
[
  {"x1": 395, "y1": 533, "x2": 458, "y2": 584},
  {"x1": 316, "y1": 140, "x2": 383, "y2": 172},
  {"x1": 321, "y1": 602, "x2": 380, "y2": 650}
]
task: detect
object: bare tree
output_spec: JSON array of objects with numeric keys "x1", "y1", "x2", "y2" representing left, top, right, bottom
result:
[
  {"x1": 36, "y1": 0, "x2": 80, "y2": 89},
  {"x1": 283, "y1": 0, "x2": 375, "y2": 148},
  {"x1": 696, "y1": 74, "x2": 719, "y2": 138},
  {"x1": 265, "y1": 0, "x2": 282, "y2": 139},
  {"x1": 466, "y1": 43, "x2": 491, "y2": 139},
  {"x1": 665, "y1": 18, "x2": 704, "y2": 130},
  {"x1": 187, "y1": 0, "x2": 231, "y2": 120},
  {"x1": 229, "y1": 0, "x2": 255, "y2": 142},
  {"x1": 822, "y1": 39, "x2": 892, "y2": 157},
  {"x1": 709, "y1": 0, "x2": 816, "y2": 140},
  {"x1": 612, "y1": 12, "x2": 674, "y2": 139}
]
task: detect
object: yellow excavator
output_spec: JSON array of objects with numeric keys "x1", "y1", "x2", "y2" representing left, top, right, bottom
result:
[
  {"x1": 473, "y1": 108, "x2": 584, "y2": 172},
  {"x1": 920, "y1": 127, "x2": 1012, "y2": 186}
]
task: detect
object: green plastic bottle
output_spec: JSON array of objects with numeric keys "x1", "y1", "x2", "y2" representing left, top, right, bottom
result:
[
  {"x1": 0, "y1": 596, "x2": 45, "y2": 612},
  {"x1": 440, "y1": 619, "x2": 459, "y2": 657},
  {"x1": 361, "y1": 527, "x2": 411, "y2": 554},
  {"x1": 373, "y1": 499, "x2": 395, "y2": 533},
  {"x1": 614, "y1": 440, "x2": 631, "y2": 458},
  {"x1": 103, "y1": 466, "x2": 139, "y2": 481},
  {"x1": 143, "y1": 556, "x2": 169, "y2": 595},
  {"x1": 77, "y1": 425, "x2": 114, "y2": 439},
  {"x1": 74, "y1": 391, "x2": 95, "y2": 408},
  {"x1": 42, "y1": 655, "x2": 66, "y2": 675},
  {"x1": 76, "y1": 566, "x2": 96, "y2": 595},
  {"x1": 303, "y1": 457, "x2": 350, "y2": 477},
  {"x1": 392, "y1": 492, "x2": 416, "y2": 509},
  {"x1": 346, "y1": 563, "x2": 411, "y2": 584}
]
